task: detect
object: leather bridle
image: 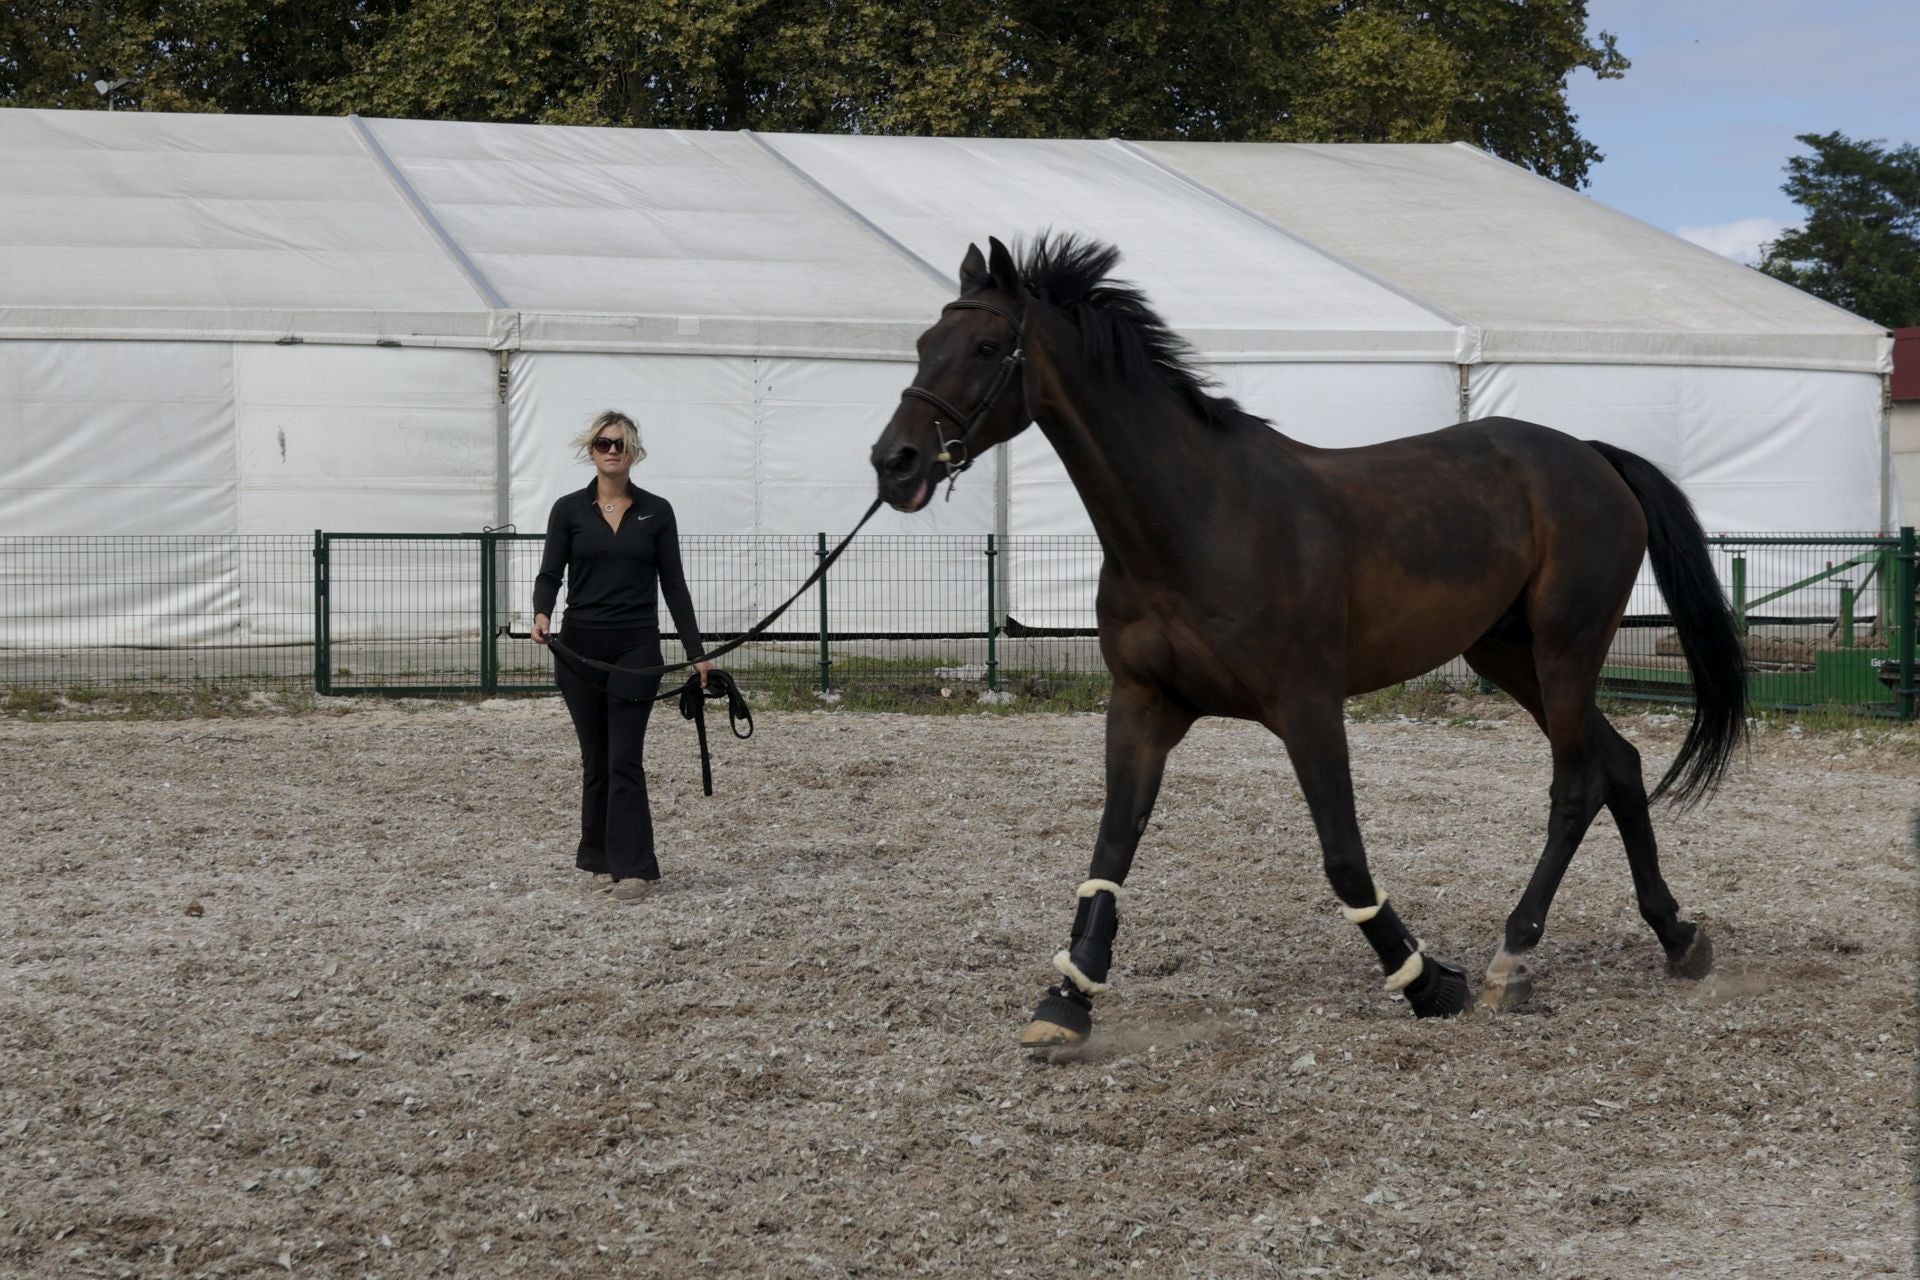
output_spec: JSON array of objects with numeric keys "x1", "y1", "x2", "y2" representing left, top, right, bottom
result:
[{"x1": 896, "y1": 298, "x2": 1030, "y2": 498}]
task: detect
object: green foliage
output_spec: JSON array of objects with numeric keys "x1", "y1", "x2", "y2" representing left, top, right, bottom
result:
[
  {"x1": 1759, "y1": 132, "x2": 1920, "y2": 329},
  {"x1": 0, "y1": 1, "x2": 400, "y2": 114},
  {"x1": 4, "y1": 0, "x2": 1627, "y2": 187}
]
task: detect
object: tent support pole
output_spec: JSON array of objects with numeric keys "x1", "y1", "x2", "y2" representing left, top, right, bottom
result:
[
  {"x1": 494, "y1": 351, "x2": 512, "y2": 531},
  {"x1": 1881, "y1": 372, "x2": 1894, "y2": 534}
]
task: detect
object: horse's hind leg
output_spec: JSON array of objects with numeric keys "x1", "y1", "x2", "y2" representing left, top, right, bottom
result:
[
  {"x1": 1276, "y1": 697, "x2": 1471, "y2": 1018},
  {"x1": 1463, "y1": 632, "x2": 1608, "y2": 1010},
  {"x1": 1597, "y1": 720, "x2": 1714, "y2": 979},
  {"x1": 1466, "y1": 634, "x2": 1712, "y2": 1008},
  {"x1": 1019, "y1": 680, "x2": 1194, "y2": 1049}
]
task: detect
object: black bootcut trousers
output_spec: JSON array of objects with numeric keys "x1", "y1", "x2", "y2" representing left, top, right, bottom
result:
[{"x1": 553, "y1": 625, "x2": 664, "y2": 880}]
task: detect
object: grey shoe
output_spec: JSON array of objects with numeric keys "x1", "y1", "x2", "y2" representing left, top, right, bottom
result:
[
  {"x1": 585, "y1": 873, "x2": 614, "y2": 893},
  {"x1": 610, "y1": 879, "x2": 656, "y2": 906}
]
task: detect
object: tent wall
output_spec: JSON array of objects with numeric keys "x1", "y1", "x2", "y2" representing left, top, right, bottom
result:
[
  {"x1": 1469, "y1": 364, "x2": 1886, "y2": 534},
  {"x1": 505, "y1": 350, "x2": 992, "y2": 635},
  {"x1": 0, "y1": 339, "x2": 498, "y2": 649},
  {"x1": 1, "y1": 339, "x2": 237, "y2": 535},
  {"x1": 0, "y1": 340, "x2": 499, "y2": 538},
  {"x1": 236, "y1": 344, "x2": 498, "y2": 534},
  {"x1": 1897, "y1": 402, "x2": 1920, "y2": 531}
]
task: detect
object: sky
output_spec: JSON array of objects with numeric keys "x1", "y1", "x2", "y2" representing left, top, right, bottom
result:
[{"x1": 1565, "y1": 0, "x2": 1920, "y2": 264}]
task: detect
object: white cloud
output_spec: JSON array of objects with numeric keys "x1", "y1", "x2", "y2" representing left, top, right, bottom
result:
[{"x1": 1674, "y1": 217, "x2": 1793, "y2": 265}]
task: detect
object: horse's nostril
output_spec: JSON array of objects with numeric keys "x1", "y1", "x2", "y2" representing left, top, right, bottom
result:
[{"x1": 886, "y1": 445, "x2": 920, "y2": 476}]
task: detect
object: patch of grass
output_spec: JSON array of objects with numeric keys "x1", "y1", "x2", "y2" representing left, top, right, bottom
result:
[
  {"x1": 1749, "y1": 703, "x2": 1898, "y2": 735},
  {"x1": 3, "y1": 686, "x2": 61, "y2": 716},
  {"x1": 1345, "y1": 680, "x2": 1455, "y2": 722}
]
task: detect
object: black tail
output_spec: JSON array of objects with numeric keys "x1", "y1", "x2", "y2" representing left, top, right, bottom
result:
[{"x1": 1589, "y1": 441, "x2": 1748, "y2": 806}]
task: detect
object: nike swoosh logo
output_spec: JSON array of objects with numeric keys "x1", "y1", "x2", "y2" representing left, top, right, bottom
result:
[{"x1": 632, "y1": 514, "x2": 655, "y2": 523}]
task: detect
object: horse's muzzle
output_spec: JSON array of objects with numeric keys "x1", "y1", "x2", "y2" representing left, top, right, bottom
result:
[{"x1": 871, "y1": 440, "x2": 934, "y2": 512}]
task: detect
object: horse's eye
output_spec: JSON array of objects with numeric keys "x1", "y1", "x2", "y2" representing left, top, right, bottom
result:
[{"x1": 976, "y1": 341, "x2": 1000, "y2": 359}]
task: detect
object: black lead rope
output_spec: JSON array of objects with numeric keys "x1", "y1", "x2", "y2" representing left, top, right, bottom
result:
[
  {"x1": 680, "y1": 670, "x2": 752, "y2": 797},
  {"x1": 542, "y1": 663, "x2": 752, "y2": 797},
  {"x1": 545, "y1": 497, "x2": 879, "y2": 794}
]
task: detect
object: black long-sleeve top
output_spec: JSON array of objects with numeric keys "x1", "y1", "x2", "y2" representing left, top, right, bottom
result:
[{"x1": 533, "y1": 479, "x2": 706, "y2": 658}]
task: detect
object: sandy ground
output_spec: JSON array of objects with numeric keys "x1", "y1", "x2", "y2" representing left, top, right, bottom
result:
[{"x1": 1, "y1": 698, "x2": 1914, "y2": 1279}]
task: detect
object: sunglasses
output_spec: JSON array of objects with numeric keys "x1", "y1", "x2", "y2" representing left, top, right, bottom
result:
[{"x1": 590, "y1": 436, "x2": 627, "y2": 455}]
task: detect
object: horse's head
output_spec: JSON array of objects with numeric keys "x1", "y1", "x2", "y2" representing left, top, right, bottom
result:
[{"x1": 871, "y1": 237, "x2": 1035, "y2": 512}]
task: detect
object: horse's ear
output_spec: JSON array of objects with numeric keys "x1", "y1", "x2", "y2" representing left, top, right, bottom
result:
[
  {"x1": 987, "y1": 236, "x2": 1019, "y2": 294},
  {"x1": 959, "y1": 242, "x2": 991, "y2": 294}
]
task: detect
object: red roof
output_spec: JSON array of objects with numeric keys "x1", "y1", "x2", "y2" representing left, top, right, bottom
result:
[{"x1": 1897, "y1": 328, "x2": 1920, "y2": 401}]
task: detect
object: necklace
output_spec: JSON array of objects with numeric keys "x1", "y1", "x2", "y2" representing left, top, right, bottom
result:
[{"x1": 601, "y1": 501, "x2": 617, "y2": 512}]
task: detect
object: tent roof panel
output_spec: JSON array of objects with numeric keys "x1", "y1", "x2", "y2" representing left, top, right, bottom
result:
[
  {"x1": 759, "y1": 133, "x2": 1463, "y2": 359},
  {"x1": 0, "y1": 112, "x2": 1891, "y2": 370},
  {"x1": 363, "y1": 118, "x2": 952, "y2": 332},
  {"x1": 1138, "y1": 141, "x2": 1890, "y2": 370},
  {"x1": 0, "y1": 110, "x2": 492, "y2": 333}
]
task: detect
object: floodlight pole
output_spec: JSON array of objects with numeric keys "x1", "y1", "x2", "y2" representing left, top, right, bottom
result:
[{"x1": 93, "y1": 76, "x2": 133, "y2": 111}]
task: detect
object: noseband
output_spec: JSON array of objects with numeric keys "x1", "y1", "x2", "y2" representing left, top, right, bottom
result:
[{"x1": 898, "y1": 298, "x2": 1029, "y2": 499}]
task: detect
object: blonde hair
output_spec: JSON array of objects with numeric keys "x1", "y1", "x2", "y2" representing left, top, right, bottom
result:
[{"x1": 573, "y1": 410, "x2": 646, "y2": 464}]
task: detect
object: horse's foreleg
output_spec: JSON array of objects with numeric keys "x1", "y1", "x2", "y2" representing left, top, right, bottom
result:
[
  {"x1": 1020, "y1": 683, "x2": 1192, "y2": 1048},
  {"x1": 1281, "y1": 701, "x2": 1471, "y2": 1018}
]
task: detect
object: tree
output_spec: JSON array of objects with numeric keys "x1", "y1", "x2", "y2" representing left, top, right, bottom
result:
[
  {"x1": 0, "y1": 1, "x2": 398, "y2": 116},
  {"x1": 313, "y1": 0, "x2": 1627, "y2": 185},
  {"x1": 4, "y1": 1, "x2": 1629, "y2": 188},
  {"x1": 1759, "y1": 132, "x2": 1920, "y2": 329}
]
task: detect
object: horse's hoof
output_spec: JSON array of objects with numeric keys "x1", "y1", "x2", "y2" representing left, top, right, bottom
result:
[
  {"x1": 1019, "y1": 1019, "x2": 1085, "y2": 1049},
  {"x1": 1404, "y1": 956, "x2": 1472, "y2": 1019},
  {"x1": 1021, "y1": 984, "x2": 1093, "y2": 1048},
  {"x1": 1479, "y1": 968, "x2": 1534, "y2": 1012},
  {"x1": 1666, "y1": 926, "x2": 1714, "y2": 980}
]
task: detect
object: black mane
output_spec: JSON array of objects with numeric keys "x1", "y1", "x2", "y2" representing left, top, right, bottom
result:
[{"x1": 1016, "y1": 233, "x2": 1263, "y2": 430}]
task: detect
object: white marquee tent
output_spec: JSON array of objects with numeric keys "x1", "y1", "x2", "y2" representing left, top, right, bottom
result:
[{"x1": 0, "y1": 109, "x2": 1896, "y2": 643}]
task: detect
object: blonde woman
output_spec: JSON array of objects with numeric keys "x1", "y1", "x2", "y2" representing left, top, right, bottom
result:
[{"x1": 531, "y1": 411, "x2": 712, "y2": 905}]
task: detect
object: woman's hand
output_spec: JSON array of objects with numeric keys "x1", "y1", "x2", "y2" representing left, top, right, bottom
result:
[
  {"x1": 532, "y1": 614, "x2": 552, "y2": 646},
  {"x1": 695, "y1": 660, "x2": 715, "y2": 689}
]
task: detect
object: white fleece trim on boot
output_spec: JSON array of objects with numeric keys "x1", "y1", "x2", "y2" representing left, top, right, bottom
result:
[
  {"x1": 1053, "y1": 949, "x2": 1109, "y2": 995},
  {"x1": 1341, "y1": 888, "x2": 1388, "y2": 924},
  {"x1": 1383, "y1": 944, "x2": 1425, "y2": 993},
  {"x1": 1077, "y1": 878, "x2": 1123, "y2": 904}
]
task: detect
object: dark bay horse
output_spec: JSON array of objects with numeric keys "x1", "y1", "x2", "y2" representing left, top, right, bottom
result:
[{"x1": 871, "y1": 235, "x2": 1745, "y2": 1047}]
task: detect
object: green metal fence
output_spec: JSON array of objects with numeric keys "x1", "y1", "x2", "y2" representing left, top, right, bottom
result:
[
  {"x1": 313, "y1": 530, "x2": 1113, "y2": 702},
  {"x1": 1595, "y1": 532, "x2": 1916, "y2": 719},
  {"x1": 0, "y1": 535, "x2": 315, "y2": 692},
  {"x1": 4, "y1": 528, "x2": 1915, "y2": 718}
]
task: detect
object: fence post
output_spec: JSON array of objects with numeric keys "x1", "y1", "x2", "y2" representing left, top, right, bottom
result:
[
  {"x1": 1899, "y1": 527, "x2": 1916, "y2": 721},
  {"x1": 985, "y1": 533, "x2": 999, "y2": 693},
  {"x1": 1837, "y1": 579, "x2": 1855, "y2": 648},
  {"x1": 312, "y1": 530, "x2": 331, "y2": 695},
  {"x1": 816, "y1": 531, "x2": 831, "y2": 694},
  {"x1": 479, "y1": 532, "x2": 496, "y2": 694},
  {"x1": 1730, "y1": 553, "x2": 1747, "y2": 635}
]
